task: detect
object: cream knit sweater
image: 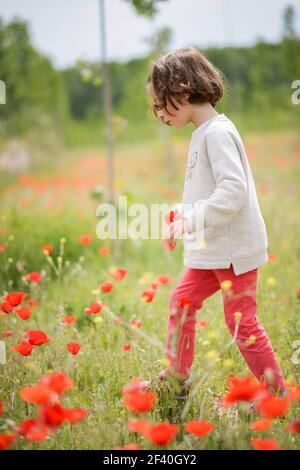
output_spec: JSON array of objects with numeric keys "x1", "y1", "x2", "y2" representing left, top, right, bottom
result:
[{"x1": 176, "y1": 113, "x2": 268, "y2": 276}]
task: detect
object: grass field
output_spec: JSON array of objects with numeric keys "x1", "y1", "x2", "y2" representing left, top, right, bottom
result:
[{"x1": 0, "y1": 129, "x2": 300, "y2": 450}]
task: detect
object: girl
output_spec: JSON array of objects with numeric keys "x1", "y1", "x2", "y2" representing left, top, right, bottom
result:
[{"x1": 143, "y1": 47, "x2": 286, "y2": 397}]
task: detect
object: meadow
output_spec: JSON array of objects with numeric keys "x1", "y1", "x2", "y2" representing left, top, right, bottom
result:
[{"x1": 0, "y1": 128, "x2": 300, "y2": 450}]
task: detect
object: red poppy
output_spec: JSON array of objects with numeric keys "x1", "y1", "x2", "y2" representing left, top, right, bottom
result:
[
  {"x1": 20, "y1": 385, "x2": 59, "y2": 405},
  {"x1": 39, "y1": 404, "x2": 66, "y2": 427},
  {"x1": 101, "y1": 282, "x2": 114, "y2": 293},
  {"x1": 16, "y1": 419, "x2": 50, "y2": 442},
  {"x1": 287, "y1": 383, "x2": 300, "y2": 400},
  {"x1": 0, "y1": 399, "x2": 3, "y2": 415},
  {"x1": 26, "y1": 272, "x2": 42, "y2": 283},
  {"x1": 3, "y1": 330, "x2": 13, "y2": 337},
  {"x1": 114, "y1": 443, "x2": 141, "y2": 450},
  {"x1": 123, "y1": 389, "x2": 156, "y2": 414},
  {"x1": 85, "y1": 301, "x2": 106, "y2": 315},
  {"x1": 99, "y1": 246, "x2": 109, "y2": 255},
  {"x1": 250, "y1": 419, "x2": 273, "y2": 432},
  {"x1": 250, "y1": 437, "x2": 281, "y2": 450},
  {"x1": 157, "y1": 275, "x2": 171, "y2": 284},
  {"x1": 127, "y1": 419, "x2": 150, "y2": 434},
  {"x1": 257, "y1": 396, "x2": 290, "y2": 419},
  {"x1": 67, "y1": 342, "x2": 81, "y2": 355},
  {"x1": 109, "y1": 268, "x2": 128, "y2": 281},
  {"x1": 221, "y1": 375, "x2": 268, "y2": 406},
  {"x1": 141, "y1": 290, "x2": 156, "y2": 303},
  {"x1": 4, "y1": 291, "x2": 27, "y2": 307},
  {"x1": 15, "y1": 306, "x2": 32, "y2": 320},
  {"x1": 285, "y1": 420, "x2": 300, "y2": 433},
  {"x1": 268, "y1": 253, "x2": 277, "y2": 262},
  {"x1": 1, "y1": 301, "x2": 14, "y2": 313},
  {"x1": 63, "y1": 315, "x2": 77, "y2": 325},
  {"x1": 165, "y1": 210, "x2": 175, "y2": 225},
  {"x1": 184, "y1": 420, "x2": 215, "y2": 437},
  {"x1": 150, "y1": 282, "x2": 160, "y2": 290},
  {"x1": 130, "y1": 319, "x2": 142, "y2": 329},
  {"x1": 121, "y1": 344, "x2": 132, "y2": 351},
  {"x1": 144, "y1": 422, "x2": 179, "y2": 446},
  {"x1": 42, "y1": 244, "x2": 54, "y2": 255},
  {"x1": 0, "y1": 243, "x2": 7, "y2": 252},
  {"x1": 27, "y1": 299, "x2": 38, "y2": 307},
  {"x1": 161, "y1": 240, "x2": 176, "y2": 251},
  {"x1": 39, "y1": 372, "x2": 73, "y2": 394},
  {"x1": 114, "y1": 316, "x2": 123, "y2": 324},
  {"x1": 79, "y1": 235, "x2": 92, "y2": 245},
  {"x1": 63, "y1": 407, "x2": 89, "y2": 423},
  {"x1": 0, "y1": 433, "x2": 16, "y2": 450},
  {"x1": 25, "y1": 330, "x2": 49, "y2": 346},
  {"x1": 12, "y1": 339, "x2": 34, "y2": 356},
  {"x1": 196, "y1": 320, "x2": 209, "y2": 328}
]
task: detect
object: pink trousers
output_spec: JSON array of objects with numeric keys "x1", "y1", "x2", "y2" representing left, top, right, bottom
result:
[{"x1": 166, "y1": 263, "x2": 286, "y2": 394}]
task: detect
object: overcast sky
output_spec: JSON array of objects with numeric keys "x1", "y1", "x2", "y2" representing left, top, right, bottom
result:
[{"x1": 0, "y1": 0, "x2": 299, "y2": 68}]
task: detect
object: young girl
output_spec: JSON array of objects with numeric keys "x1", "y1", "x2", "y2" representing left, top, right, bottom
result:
[{"x1": 143, "y1": 46, "x2": 286, "y2": 397}]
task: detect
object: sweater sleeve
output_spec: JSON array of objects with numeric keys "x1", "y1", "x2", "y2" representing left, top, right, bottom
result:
[{"x1": 182, "y1": 126, "x2": 248, "y2": 232}]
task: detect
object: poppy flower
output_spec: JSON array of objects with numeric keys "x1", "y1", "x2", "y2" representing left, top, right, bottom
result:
[
  {"x1": 15, "y1": 307, "x2": 32, "y2": 320},
  {"x1": 184, "y1": 420, "x2": 215, "y2": 437},
  {"x1": 114, "y1": 443, "x2": 141, "y2": 450},
  {"x1": 127, "y1": 419, "x2": 150, "y2": 434},
  {"x1": 23, "y1": 422, "x2": 50, "y2": 442},
  {"x1": 0, "y1": 433, "x2": 16, "y2": 450},
  {"x1": 165, "y1": 210, "x2": 175, "y2": 225},
  {"x1": 197, "y1": 320, "x2": 209, "y2": 328},
  {"x1": 67, "y1": 342, "x2": 81, "y2": 355},
  {"x1": 25, "y1": 330, "x2": 49, "y2": 346},
  {"x1": 130, "y1": 319, "x2": 142, "y2": 329},
  {"x1": 157, "y1": 275, "x2": 171, "y2": 284},
  {"x1": 4, "y1": 291, "x2": 27, "y2": 307},
  {"x1": 101, "y1": 282, "x2": 114, "y2": 293},
  {"x1": 39, "y1": 404, "x2": 66, "y2": 427},
  {"x1": 99, "y1": 246, "x2": 109, "y2": 255},
  {"x1": 12, "y1": 339, "x2": 34, "y2": 356},
  {"x1": 26, "y1": 272, "x2": 42, "y2": 283},
  {"x1": 79, "y1": 235, "x2": 92, "y2": 245},
  {"x1": 250, "y1": 419, "x2": 273, "y2": 432},
  {"x1": 287, "y1": 383, "x2": 300, "y2": 400},
  {"x1": 285, "y1": 420, "x2": 300, "y2": 433},
  {"x1": 39, "y1": 372, "x2": 74, "y2": 394},
  {"x1": 161, "y1": 240, "x2": 176, "y2": 251},
  {"x1": 121, "y1": 343, "x2": 132, "y2": 351},
  {"x1": 141, "y1": 290, "x2": 156, "y2": 303},
  {"x1": 150, "y1": 282, "x2": 160, "y2": 290},
  {"x1": 42, "y1": 244, "x2": 54, "y2": 255},
  {"x1": 257, "y1": 396, "x2": 290, "y2": 418},
  {"x1": 63, "y1": 407, "x2": 89, "y2": 423},
  {"x1": 250, "y1": 437, "x2": 281, "y2": 450},
  {"x1": 123, "y1": 389, "x2": 156, "y2": 414},
  {"x1": 27, "y1": 299, "x2": 38, "y2": 307},
  {"x1": 109, "y1": 268, "x2": 128, "y2": 281},
  {"x1": 3, "y1": 330, "x2": 13, "y2": 337},
  {"x1": 20, "y1": 385, "x2": 59, "y2": 405},
  {"x1": 144, "y1": 422, "x2": 179, "y2": 446},
  {"x1": 0, "y1": 243, "x2": 7, "y2": 252},
  {"x1": 1, "y1": 301, "x2": 14, "y2": 313},
  {"x1": 221, "y1": 375, "x2": 268, "y2": 406},
  {"x1": 0, "y1": 399, "x2": 3, "y2": 415},
  {"x1": 85, "y1": 301, "x2": 105, "y2": 315},
  {"x1": 63, "y1": 315, "x2": 77, "y2": 325}
]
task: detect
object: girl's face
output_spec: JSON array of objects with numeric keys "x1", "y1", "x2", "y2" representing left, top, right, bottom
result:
[{"x1": 147, "y1": 81, "x2": 191, "y2": 129}]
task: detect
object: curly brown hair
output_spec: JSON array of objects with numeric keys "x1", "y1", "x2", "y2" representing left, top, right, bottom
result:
[{"x1": 147, "y1": 46, "x2": 224, "y2": 120}]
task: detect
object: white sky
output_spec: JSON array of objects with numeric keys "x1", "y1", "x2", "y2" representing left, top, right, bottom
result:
[{"x1": 0, "y1": 0, "x2": 299, "y2": 68}]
